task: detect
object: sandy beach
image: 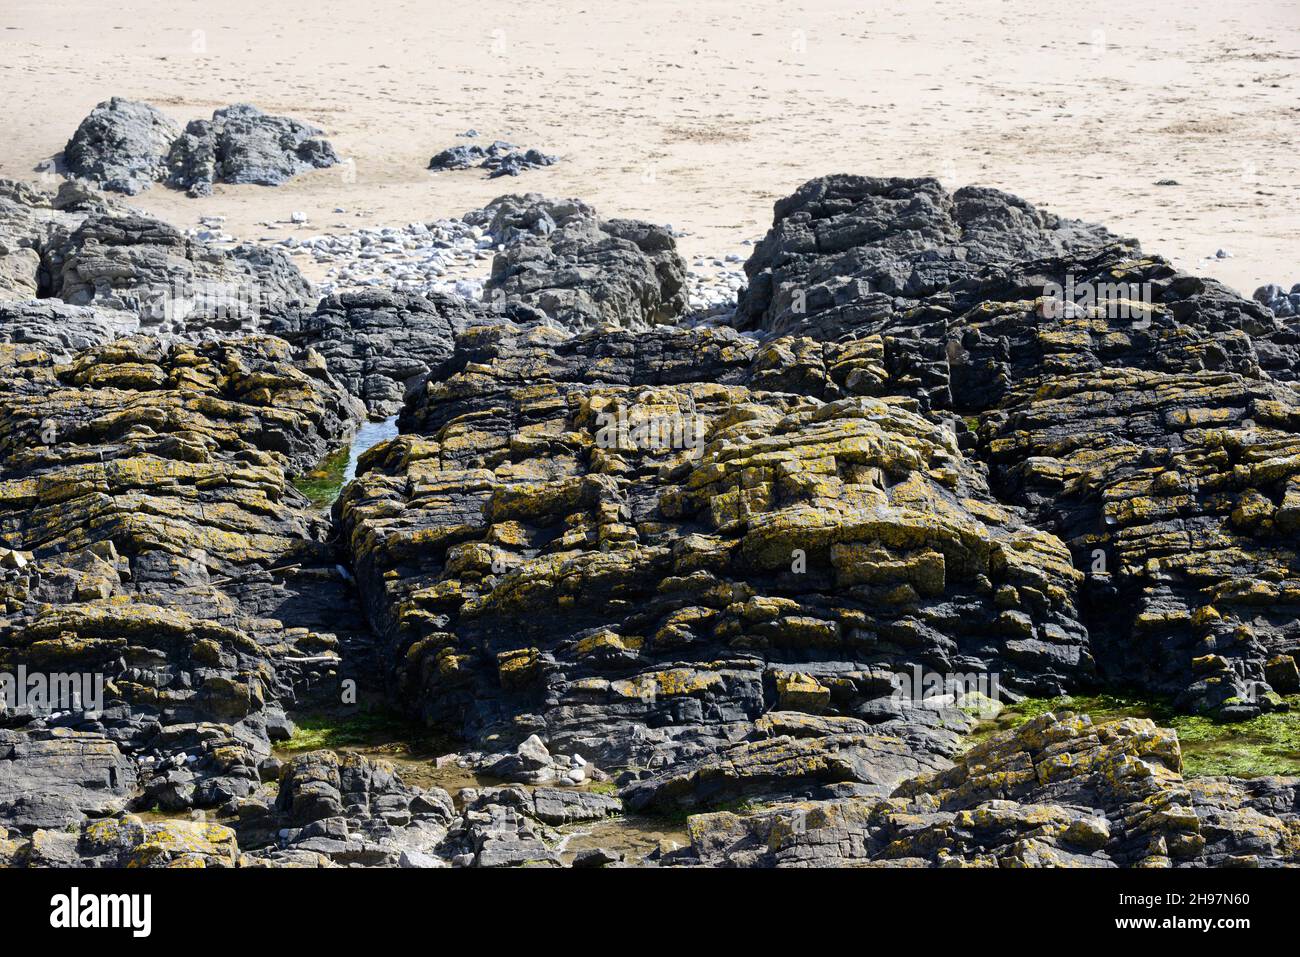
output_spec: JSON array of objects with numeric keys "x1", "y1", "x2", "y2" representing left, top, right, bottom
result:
[{"x1": 1, "y1": 0, "x2": 1297, "y2": 295}]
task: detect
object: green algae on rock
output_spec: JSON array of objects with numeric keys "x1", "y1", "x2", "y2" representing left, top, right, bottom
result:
[{"x1": 292, "y1": 445, "x2": 350, "y2": 508}]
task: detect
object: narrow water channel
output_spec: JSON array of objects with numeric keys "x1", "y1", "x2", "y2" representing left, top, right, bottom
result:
[
  {"x1": 343, "y1": 415, "x2": 400, "y2": 484},
  {"x1": 294, "y1": 415, "x2": 401, "y2": 508}
]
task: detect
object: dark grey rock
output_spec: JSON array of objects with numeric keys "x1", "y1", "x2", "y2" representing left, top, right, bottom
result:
[
  {"x1": 269, "y1": 289, "x2": 476, "y2": 417},
  {"x1": 735, "y1": 174, "x2": 1119, "y2": 338},
  {"x1": 63, "y1": 98, "x2": 181, "y2": 196},
  {"x1": 571, "y1": 846, "x2": 622, "y2": 867},
  {"x1": 0, "y1": 300, "x2": 139, "y2": 358},
  {"x1": 429, "y1": 141, "x2": 558, "y2": 178},
  {"x1": 239, "y1": 749, "x2": 455, "y2": 866},
  {"x1": 0, "y1": 730, "x2": 137, "y2": 833},
  {"x1": 484, "y1": 734, "x2": 555, "y2": 784},
  {"x1": 463, "y1": 192, "x2": 596, "y2": 246},
  {"x1": 484, "y1": 211, "x2": 687, "y2": 330},
  {"x1": 1254, "y1": 281, "x2": 1300, "y2": 318},
  {"x1": 166, "y1": 104, "x2": 340, "y2": 197},
  {"x1": 47, "y1": 212, "x2": 315, "y2": 331}
]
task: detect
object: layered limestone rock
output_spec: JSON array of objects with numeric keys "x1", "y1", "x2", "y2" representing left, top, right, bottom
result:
[
  {"x1": 236, "y1": 749, "x2": 457, "y2": 867},
  {"x1": 0, "y1": 182, "x2": 487, "y2": 422},
  {"x1": 0, "y1": 335, "x2": 366, "y2": 830},
  {"x1": 339, "y1": 320, "x2": 1091, "y2": 776},
  {"x1": 50, "y1": 213, "x2": 314, "y2": 331},
  {"x1": 463, "y1": 193, "x2": 597, "y2": 247},
  {"x1": 268, "y1": 290, "x2": 478, "y2": 418},
  {"x1": 0, "y1": 178, "x2": 111, "y2": 301},
  {"x1": 0, "y1": 179, "x2": 315, "y2": 336},
  {"x1": 440, "y1": 783, "x2": 622, "y2": 868},
  {"x1": 1, "y1": 815, "x2": 241, "y2": 868},
  {"x1": 735, "y1": 175, "x2": 1118, "y2": 339},
  {"x1": 875, "y1": 245, "x2": 1296, "y2": 415},
  {"x1": 621, "y1": 710, "x2": 962, "y2": 813},
  {"x1": 727, "y1": 174, "x2": 1300, "y2": 717},
  {"x1": 0, "y1": 300, "x2": 140, "y2": 359},
  {"x1": 1, "y1": 172, "x2": 1298, "y2": 868},
  {"x1": 669, "y1": 711, "x2": 1300, "y2": 867},
  {"x1": 0, "y1": 748, "x2": 457, "y2": 867},
  {"x1": 0, "y1": 748, "x2": 628, "y2": 868},
  {"x1": 982, "y1": 369, "x2": 1300, "y2": 716}
]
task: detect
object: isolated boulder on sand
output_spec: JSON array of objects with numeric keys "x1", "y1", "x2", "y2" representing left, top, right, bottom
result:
[
  {"x1": 429, "y1": 140, "x2": 558, "y2": 178},
  {"x1": 61, "y1": 99, "x2": 339, "y2": 198},
  {"x1": 62, "y1": 97, "x2": 181, "y2": 195},
  {"x1": 167, "y1": 104, "x2": 341, "y2": 196}
]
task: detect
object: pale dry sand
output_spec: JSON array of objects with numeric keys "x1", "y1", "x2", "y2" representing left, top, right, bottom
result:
[{"x1": 1, "y1": 0, "x2": 1296, "y2": 295}]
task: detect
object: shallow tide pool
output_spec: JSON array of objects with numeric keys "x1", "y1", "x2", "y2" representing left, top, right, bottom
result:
[{"x1": 293, "y1": 415, "x2": 400, "y2": 508}]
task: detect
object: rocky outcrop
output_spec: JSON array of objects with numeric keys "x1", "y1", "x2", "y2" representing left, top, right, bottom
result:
[
  {"x1": 62, "y1": 98, "x2": 182, "y2": 196},
  {"x1": 166, "y1": 104, "x2": 340, "y2": 197},
  {"x1": 237, "y1": 750, "x2": 456, "y2": 866},
  {"x1": 429, "y1": 141, "x2": 558, "y2": 179},
  {"x1": 622, "y1": 711, "x2": 959, "y2": 813},
  {"x1": 339, "y1": 319, "x2": 1092, "y2": 776},
  {"x1": 0, "y1": 747, "x2": 458, "y2": 867},
  {"x1": 0, "y1": 187, "x2": 47, "y2": 300},
  {"x1": 484, "y1": 213, "x2": 687, "y2": 330},
  {"x1": 0, "y1": 179, "x2": 315, "y2": 338},
  {"x1": 1255, "y1": 282, "x2": 1300, "y2": 318},
  {"x1": 1, "y1": 816, "x2": 241, "y2": 867},
  {"x1": 670, "y1": 712, "x2": 1300, "y2": 867},
  {"x1": 722, "y1": 175, "x2": 1300, "y2": 717},
  {"x1": 735, "y1": 175, "x2": 1118, "y2": 339},
  {"x1": 0, "y1": 746, "x2": 630, "y2": 867},
  {"x1": 2, "y1": 170, "x2": 1299, "y2": 868},
  {"x1": 0, "y1": 178, "x2": 111, "y2": 301},
  {"x1": 981, "y1": 368, "x2": 1300, "y2": 716},
  {"x1": 0, "y1": 335, "x2": 366, "y2": 828},
  {"x1": 0, "y1": 730, "x2": 138, "y2": 833},
  {"x1": 0, "y1": 301, "x2": 139, "y2": 359},
  {"x1": 61, "y1": 100, "x2": 338, "y2": 198},
  {"x1": 268, "y1": 290, "x2": 478, "y2": 418},
  {"x1": 440, "y1": 783, "x2": 618, "y2": 867},
  {"x1": 49, "y1": 213, "x2": 315, "y2": 331},
  {"x1": 463, "y1": 193, "x2": 597, "y2": 247}
]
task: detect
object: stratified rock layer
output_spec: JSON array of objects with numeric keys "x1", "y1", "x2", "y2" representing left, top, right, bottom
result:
[
  {"x1": 51, "y1": 213, "x2": 315, "y2": 330},
  {"x1": 1, "y1": 172, "x2": 1299, "y2": 868},
  {"x1": 983, "y1": 368, "x2": 1300, "y2": 716},
  {"x1": 339, "y1": 320, "x2": 1091, "y2": 774},
  {"x1": 0, "y1": 335, "x2": 365, "y2": 829},
  {"x1": 0, "y1": 179, "x2": 315, "y2": 336},
  {"x1": 0, "y1": 300, "x2": 139, "y2": 359},
  {"x1": 269, "y1": 290, "x2": 477, "y2": 418},
  {"x1": 728, "y1": 175, "x2": 1300, "y2": 718},
  {"x1": 671, "y1": 712, "x2": 1300, "y2": 867}
]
